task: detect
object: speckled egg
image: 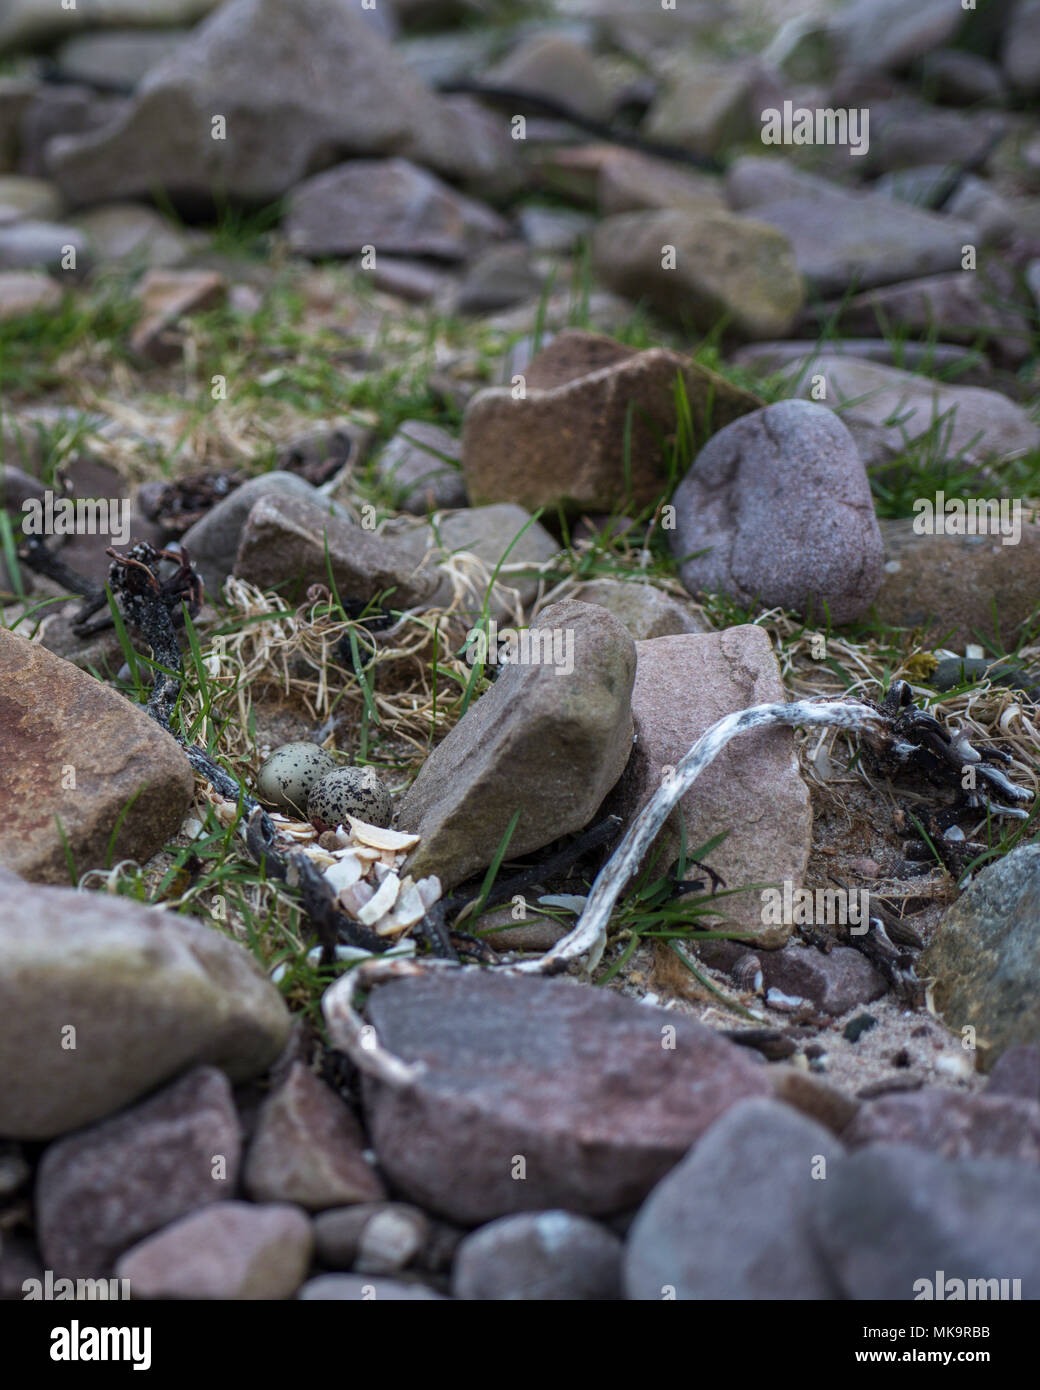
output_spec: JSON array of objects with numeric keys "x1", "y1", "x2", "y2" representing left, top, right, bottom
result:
[
  {"x1": 256, "y1": 742, "x2": 337, "y2": 817},
  {"x1": 307, "y1": 767, "x2": 393, "y2": 831}
]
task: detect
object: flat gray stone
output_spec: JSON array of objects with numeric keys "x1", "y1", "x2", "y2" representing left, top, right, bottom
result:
[
  {"x1": 179, "y1": 471, "x2": 324, "y2": 597},
  {"x1": 233, "y1": 488, "x2": 435, "y2": 610}
]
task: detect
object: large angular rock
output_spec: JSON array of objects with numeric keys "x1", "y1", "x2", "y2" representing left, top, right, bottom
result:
[
  {"x1": 843, "y1": 1090, "x2": 1040, "y2": 1163},
  {"x1": 810, "y1": 1145, "x2": 1040, "y2": 1300},
  {"x1": 233, "y1": 489, "x2": 435, "y2": 609},
  {"x1": 750, "y1": 189, "x2": 976, "y2": 296},
  {"x1": 759, "y1": 944, "x2": 887, "y2": 1016},
  {"x1": 921, "y1": 845, "x2": 1040, "y2": 1069},
  {"x1": 36, "y1": 1067, "x2": 241, "y2": 1277},
  {"x1": 395, "y1": 599, "x2": 635, "y2": 889},
  {"x1": 788, "y1": 355, "x2": 1040, "y2": 467},
  {"x1": 605, "y1": 627, "x2": 812, "y2": 949},
  {"x1": 872, "y1": 515, "x2": 1040, "y2": 650},
  {"x1": 286, "y1": 159, "x2": 506, "y2": 261},
  {"x1": 669, "y1": 400, "x2": 883, "y2": 624},
  {"x1": 0, "y1": 628, "x2": 193, "y2": 883},
  {"x1": 45, "y1": 0, "x2": 496, "y2": 208},
  {"x1": 355, "y1": 972, "x2": 772, "y2": 1223},
  {"x1": 593, "y1": 209, "x2": 804, "y2": 339},
  {"x1": 461, "y1": 329, "x2": 763, "y2": 514},
  {"x1": 625, "y1": 1099, "x2": 844, "y2": 1300},
  {"x1": 243, "y1": 1062, "x2": 386, "y2": 1210},
  {"x1": 0, "y1": 878, "x2": 290, "y2": 1138},
  {"x1": 115, "y1": 1201, "x2": 313, "y2": 1300}
]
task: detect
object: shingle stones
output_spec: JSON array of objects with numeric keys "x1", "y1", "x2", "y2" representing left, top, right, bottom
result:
[{"x1": 668, "y1": 399, "x2": 883, "y2": 624}]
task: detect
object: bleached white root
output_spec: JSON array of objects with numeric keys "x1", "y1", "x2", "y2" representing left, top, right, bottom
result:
[
  {"x1": 323, "y1": 698, "x2": 886, "y2": 1081},
  {"x1": 322, "y1": 954, "x2": 463, "y2": 1086},
  {"x1": 512, "y1": 698, "x2": 886, "y2": 977}
]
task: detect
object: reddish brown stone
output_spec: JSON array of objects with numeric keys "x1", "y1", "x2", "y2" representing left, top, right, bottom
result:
[{"x1": 0, "y1": 627, "x2": 193, "y2": 883}]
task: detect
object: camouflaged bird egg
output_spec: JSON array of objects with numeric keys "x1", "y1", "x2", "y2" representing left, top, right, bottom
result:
[
  {"x1": 307, "y1": 767, "x2": 393, "y2": 831},
  {"x1": 256, "y1": 742, "x2": 337, "y2": 816}
]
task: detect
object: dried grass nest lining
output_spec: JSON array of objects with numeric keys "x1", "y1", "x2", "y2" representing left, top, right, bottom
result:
[{"x1": 182, "y1": 540, "x2": 557, "y2": 780}]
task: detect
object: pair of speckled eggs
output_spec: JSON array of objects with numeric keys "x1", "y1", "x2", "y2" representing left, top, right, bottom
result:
[{"x1": 255, "y1": 742, "x2": 392, "y2": 830}]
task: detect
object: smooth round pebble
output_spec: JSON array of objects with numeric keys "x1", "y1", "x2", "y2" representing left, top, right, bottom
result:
[
  {"x1": 307, "y1": 767, "x2": 393, "y2": 830},
  {"x1": 256, "y1": 741, "x2": 337, "y2": 816}
]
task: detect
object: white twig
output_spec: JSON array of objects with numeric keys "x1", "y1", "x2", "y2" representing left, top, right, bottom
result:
[{"x1": 512, "y1": 698, "x2": 886, "y2": 977}]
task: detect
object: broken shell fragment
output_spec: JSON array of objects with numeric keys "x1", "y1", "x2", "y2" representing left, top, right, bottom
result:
[
  {"x1": 358, "y1": 871, "x2": 402, "y2": 926},
  {"x1": 345, "y1": 817, "x2": 420, "y2": 852}
]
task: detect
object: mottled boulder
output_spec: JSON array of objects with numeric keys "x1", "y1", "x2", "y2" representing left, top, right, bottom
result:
[{"x1": 669, "y1": 400, "x2": 883, "y2": 624}]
